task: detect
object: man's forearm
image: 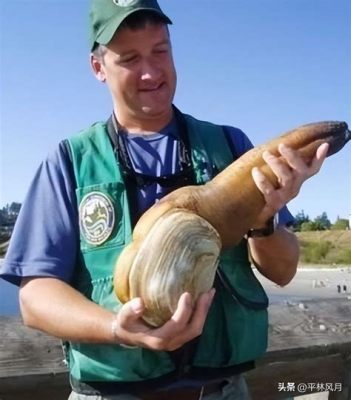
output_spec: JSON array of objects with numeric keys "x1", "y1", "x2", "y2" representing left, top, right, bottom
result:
[
  {"x1": 20, "y1": 277, "x2": 116, "y2": 343},
  {"x1": 248, "y1": 226, "x2": 299, "y2": 286}
]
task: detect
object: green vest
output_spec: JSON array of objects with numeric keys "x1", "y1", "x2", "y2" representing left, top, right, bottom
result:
[{"x1": 66, "y1": 114, "x2": 268, "y2": 386}]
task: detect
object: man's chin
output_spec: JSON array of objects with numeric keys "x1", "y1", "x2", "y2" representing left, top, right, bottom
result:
[{"x1": 140, "y1": 105, "x2": 172, "y2": 117}]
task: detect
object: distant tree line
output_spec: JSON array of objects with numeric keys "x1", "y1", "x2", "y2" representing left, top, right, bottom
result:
[
  {"x1": 0, "y1": 203, "x2": 349, "y2": 233},
  {"x1": 0, "y1": 202, "x2": 21, "y2": 228},
  {"x1": 293, "y1": 210, "x2": 350, "y2": 232}
]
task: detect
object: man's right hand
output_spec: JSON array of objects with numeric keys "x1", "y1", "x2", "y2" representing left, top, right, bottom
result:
[{"x1": 113, "y1": 289, "x2": 215, "y2": 351}]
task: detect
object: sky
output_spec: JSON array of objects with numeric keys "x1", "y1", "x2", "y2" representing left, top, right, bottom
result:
[{"x1": 1, "y1": 0, "x2": 350, "y2": 223}]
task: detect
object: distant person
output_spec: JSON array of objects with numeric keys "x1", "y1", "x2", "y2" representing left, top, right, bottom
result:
[{"x1": 0, "y1": 1, "x2": 328, "y2": 399}]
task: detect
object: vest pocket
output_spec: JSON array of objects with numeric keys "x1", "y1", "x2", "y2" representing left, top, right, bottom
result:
[{"x1": 76, "y1": 182, "x2": 129, "y2": 253}]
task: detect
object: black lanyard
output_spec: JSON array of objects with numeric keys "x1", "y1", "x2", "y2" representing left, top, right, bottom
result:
[{"x1": 106, "y1": 106, "x2": 195, "y2": 188}]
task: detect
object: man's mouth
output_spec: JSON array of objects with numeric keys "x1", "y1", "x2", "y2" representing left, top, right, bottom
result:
[{"x1": 139, "y1": 82, "x2": 165, "y2": 92}]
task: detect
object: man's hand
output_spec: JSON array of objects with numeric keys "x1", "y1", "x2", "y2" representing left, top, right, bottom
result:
[
  {"x1": 251, "y1": 142, "x2": 329, "y2": 224},
  {"x1": 112, "y1": 289, "x2": 215, "y2": 351}
]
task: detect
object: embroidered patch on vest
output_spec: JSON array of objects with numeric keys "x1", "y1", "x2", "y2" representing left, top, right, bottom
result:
[
  {"x1": 79, "y1": 192, "x2": 115, "y2": 245},
  {"x1": 113, "y1": 0, "x2": 135, "y2": 6}
]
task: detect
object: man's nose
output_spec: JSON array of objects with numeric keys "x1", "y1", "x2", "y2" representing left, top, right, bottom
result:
[{"x1": 140, "y1": 59, "x2": 161, "y2": 81}]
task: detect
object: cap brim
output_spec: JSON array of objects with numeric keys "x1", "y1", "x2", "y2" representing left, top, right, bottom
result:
[{"x1": 92, "y1": 8, "x2": 172, "y2": 50}]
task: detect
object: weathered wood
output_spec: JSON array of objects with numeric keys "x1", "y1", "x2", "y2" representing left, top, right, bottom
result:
[
  {"x1": 0, "y1": 316, "x2": 66, "y2": 378},
  {"x1": 246, "y1": 354, "x2": 347, "y2": 400},
  {"x1": 0, "y1": 299, "x2": 350, "y2": 400},
  {"x1": 267, "y1": 298, "x2": 351, "y2": 353},
  {"x1": 0, "y1": 373, "x2": 71, "y2": 400},
  {"x1": 245, "y1": 299, "x2": 351, "y2": 399},
  {"x1": 0, "y1": 317, "x2": 69, "y2": 400}
]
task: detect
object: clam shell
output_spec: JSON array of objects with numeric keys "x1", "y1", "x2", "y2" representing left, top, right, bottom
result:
[{"x1": 127, "y1": 209, "x2": 221, "y2": 327}]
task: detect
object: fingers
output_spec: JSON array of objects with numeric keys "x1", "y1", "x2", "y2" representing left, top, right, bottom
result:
[
  {"x1": 188, "y1": 288, "x2": 216, "y2": 335},
  {"x1": 116, "y1": 297, "x2": 146, "y2": 339},
  {"x1": 148, "y1": 294, "x2": 191, "y2": 346},
  {"x1": 277, "y1": 142, "x2": 329, "y2": 178},
  {"x1": 252, "y1": 147, "x2": 297, "y2": 193},
  {"x1": 148, "y1": 289, "x2": 215, "y2": 351},
  {"x1": 316, "y1": 142, "x2": 329, "y2": 160},
  {"x1": 277, "y1": 144, "x2": 306, "y2": 172},
  {"x1": 262, "y1": 146, "x2": 306, "y2": 187},
  {"x1": 171, "y1": 292, "x2": 195, "y2": 325},
  {"x1": 158, "y1": 291, "x2": 209, "y2": 338},
  {"x1": 252, "y1": 142, "x2": 329, "y2": 218},
  {"x1": 251, "y1": 166, "x2": 275, "y2": 196},
  {"x1": 168, "y1": 289, "x2": 215, "y2": 351},
  {"x1": 111, "y1": 297, "x2": 149, "y2": 347},
  {"x1": 310, "y1": 143, "x2": 329, "y2": 174},
  {"x1": 118, "y1": 298, "x2": 145, "y2": 328},
  {"x1": 254, "y1": 143, "x2": 329, "y2": 193}
]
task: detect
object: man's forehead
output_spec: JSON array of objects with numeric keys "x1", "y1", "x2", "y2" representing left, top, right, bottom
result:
[{"x1": 108, "y1": 23, "x2": 170, "y2": 49}]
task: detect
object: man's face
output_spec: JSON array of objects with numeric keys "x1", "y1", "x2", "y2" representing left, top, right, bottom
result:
[{"x1": 92, "y1": 23, "x2": 177, "y2": 127}]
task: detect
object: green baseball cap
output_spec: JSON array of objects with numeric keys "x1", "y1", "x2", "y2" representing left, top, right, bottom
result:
[{"x1": 89, "y1": 0, "x2": 172, "y2": 51}]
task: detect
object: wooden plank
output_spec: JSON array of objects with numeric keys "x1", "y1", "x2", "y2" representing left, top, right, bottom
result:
[
  {"x1": 0, "y1": 317, "x2": 66, "y2": 378},
  {"x1": 245, "y1": 354, "x2": 346, "y2": 400},
  {"x1": 0, "y1": 373, "x2": 70, "y2": 400},
  {"x1": 328, "y1": 388, "x2": 349, "y2": 400},
  {"x1": 267, "y1": 298, "x2": 351, "y2": 353}
]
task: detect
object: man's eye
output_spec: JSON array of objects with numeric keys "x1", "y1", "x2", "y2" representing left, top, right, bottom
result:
[
  {"x1": 154, "y1": 48, "x2": 168, "y2": 54},
  {"x1": 122, "y1": 55, "x2": 138, "y2": 63}
]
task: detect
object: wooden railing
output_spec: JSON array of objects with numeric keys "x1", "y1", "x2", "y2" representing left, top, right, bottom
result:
[{"x1": 0, "y1": 298, "x2": 350, "y2": 400}]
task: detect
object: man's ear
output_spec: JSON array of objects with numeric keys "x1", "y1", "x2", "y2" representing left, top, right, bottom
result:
[{"x1": 90, "y1": 53, "x2": 106, "y2": 82}]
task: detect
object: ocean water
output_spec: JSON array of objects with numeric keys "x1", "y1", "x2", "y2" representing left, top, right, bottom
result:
[
  {"x1": 0, "y1": 258, "x2": 20, "y2": 315},
  {"x1": 0, "y1": 277, "x2": 20, "y2": 316}
]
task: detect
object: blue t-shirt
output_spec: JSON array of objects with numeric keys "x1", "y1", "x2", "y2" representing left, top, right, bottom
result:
[{"x1": 0, "y1": 119, "x2": 293, "y2": 285}]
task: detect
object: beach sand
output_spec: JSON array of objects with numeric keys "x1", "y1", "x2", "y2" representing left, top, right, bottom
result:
[{"x1": 256, "y1": 264, "x2": 351, "y2": 304}]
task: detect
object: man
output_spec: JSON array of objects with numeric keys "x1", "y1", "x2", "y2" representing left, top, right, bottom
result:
[{"x1": 1, "y1": 1, "x2": 328, "y2": 399}]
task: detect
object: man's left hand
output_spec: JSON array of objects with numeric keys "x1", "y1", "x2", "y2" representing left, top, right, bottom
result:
[{"x1": 251, "y1": 142, "x2": 329, "y2": 225}]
